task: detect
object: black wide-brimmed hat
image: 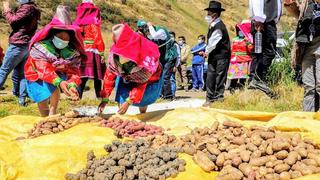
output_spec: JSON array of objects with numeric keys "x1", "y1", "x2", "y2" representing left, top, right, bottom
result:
[{"x1": 204, "y1": 1, "x2": 226, "y2": 12}]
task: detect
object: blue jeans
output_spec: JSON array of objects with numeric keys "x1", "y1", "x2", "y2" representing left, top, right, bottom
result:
[
  {"x1": 170, "y1": 72, "x2": 176, "y2": 96},
  {"x1": 161, "y1": 58, "x2": 176, "y2": 98},
  {"x1": 192, "y1": 64, "x2": 204, "y2": 89},
  {"x1": 0, "y1": 44, "x2": 29, "y2": 98}
]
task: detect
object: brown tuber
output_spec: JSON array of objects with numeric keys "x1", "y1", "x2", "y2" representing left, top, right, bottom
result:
[
  {"x1": 66, "y1": 139, "x2": 185, "y2": 180},
  {"x1": 144, "y1": 120, "x2": 320, "y2": 180},
  {"x1": 101, "y1": 118, "x2": 164, "y2": 138},
  {"x1": 193, "y1": 151, "x2": 217, "y2": 172},
  {"x1": 216, "y1": 165, "x2": 244, "y2": 180}
]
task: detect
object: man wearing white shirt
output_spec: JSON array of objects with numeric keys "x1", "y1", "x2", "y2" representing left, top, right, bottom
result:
[
  {"x1": 202, "y1": 1, "x2": 231, "y2": 107},
  {"x1": 248, "y1": 0, "x2": 282, "y2": 96}
]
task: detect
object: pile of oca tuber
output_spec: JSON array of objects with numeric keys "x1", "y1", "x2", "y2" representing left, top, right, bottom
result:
[
  {"x1": 65, "y1": 139, "x2": 186, "y2": 180},
  {"x1": 101, "y1": 117, "x2": 164, "y2": 138}
]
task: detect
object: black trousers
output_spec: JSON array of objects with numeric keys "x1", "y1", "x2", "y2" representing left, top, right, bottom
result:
[
  {"x1": 161, "y1": 58, "x2": 176, "y2": 99},
  {"x1": 78, "y1": 77, "x2": 102, "y2": 99},
  {"x1": 229, "y1": 79, "x2": 246, "y2": 90},
  {"x1": 250, "y1": 21, "x2": 277, "y2": 82},
  {"x1": 206, "y1": 58, "x2": 230, "y2": 102}
]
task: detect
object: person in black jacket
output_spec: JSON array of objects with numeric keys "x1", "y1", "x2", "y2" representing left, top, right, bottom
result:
[
  {"x1": 285, "y1": 0, "x2": 320, "y2": 111},
  {"x1": 248, "y1": 0, "x2": 282, "y2": 97},
  {"x1": 202, "y1": 1, "x2": 231, "y2": 107}
]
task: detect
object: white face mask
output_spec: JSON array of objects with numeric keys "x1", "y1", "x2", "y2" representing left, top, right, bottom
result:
[
  {"x1": 205, "y1": 15, "x2": 213, "y2": 24},
  {"x1": 52, "y1": 36, "x2": 69, "y2": 50},
  {"x1": 17, "y1": 0, "x2": 29, "y2": 4},
  {"x1": 82, "y1": 0, "x2": 93, "y2": 3},
  {"x1": 178, "y1": 40, "x2": 184, "y2": 45},
  {"x1": 198, "y1": 40, "x2": 203, "y2": 44}
]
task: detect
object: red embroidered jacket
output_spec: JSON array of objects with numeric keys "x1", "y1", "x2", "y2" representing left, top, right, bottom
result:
[
  {"x1": 101, "y1": 65, "x2": 162, "y2": 104},
  {"x1": 230, "y1": 37, "x2": 253, "y2": 64},
  {"x1": 25, "y1": 41, "x2": 82, "y2": 87},
  {"x1": 81, "y1": 24, "x2": 105, "y2": 56},
  {"x1": 25, "y1": 57, "x2": 81, "y2": 86}
]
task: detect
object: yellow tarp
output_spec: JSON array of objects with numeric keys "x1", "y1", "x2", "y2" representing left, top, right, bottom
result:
[{"x1": 1, "y1": 108, "x2": 320, "y2": 180}]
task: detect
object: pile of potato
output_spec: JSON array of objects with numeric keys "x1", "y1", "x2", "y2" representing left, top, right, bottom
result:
[
  {"x1": 101, "y1": 117, "x2": 164, "y2": 138},
  {"x1": 65, "y1": 139, "x2": 186, "y2": 180},
  {"x1": 145, "y1": 134, "x2": 178, "y2": 149},
  {"x1": 27, "y1": 111, "x2": 102, "y2": 138},
  {"x1": 146, "y1": 121, "x2": 320, "y2": 180}
]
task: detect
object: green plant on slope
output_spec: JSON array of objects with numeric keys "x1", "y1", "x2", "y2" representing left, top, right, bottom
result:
[{"x1": 267, "y1": 31, "x2": 296, "y2": 87}]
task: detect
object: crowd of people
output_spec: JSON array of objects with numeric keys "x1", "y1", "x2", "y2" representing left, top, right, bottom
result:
[{"x1": 0, "y1": 0, "x2": 319, "y2": 116}]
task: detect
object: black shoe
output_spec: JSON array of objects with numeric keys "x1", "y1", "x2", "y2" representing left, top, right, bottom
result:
[
  {"x1": 162, "y1": 96, "x2": 174, "y2": 101},
  {"x1": 248, "y1": 79, "x2": 276, "y2": 97},
  {"x1": 229, "y1": 88, "x2": 236, "y2": 94},
  {"x1": 19, "y1": 97, "x2": 27, "y2": 107},
  {"x1": 248, "y1": 79, "x2": 258, "y2": 90},
  {"x1": 0, "y1": 85, "x2": 8, "y2": 91}
]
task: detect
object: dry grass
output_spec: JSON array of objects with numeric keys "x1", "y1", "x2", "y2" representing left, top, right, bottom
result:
[
  {"x1": 0, "y1": 0, "x2": 297, "y2": 58},
  {"x1": 212, "y1": 84, "x2": 304, "y2": 112}
]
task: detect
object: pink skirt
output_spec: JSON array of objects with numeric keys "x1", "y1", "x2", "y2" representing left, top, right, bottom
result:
[
  {"x1": 80, "y1": 51, "x2": 106, "y2": 80},
  {"x1": 227, "y1": 61, "x2": 251, "y2": 80}
]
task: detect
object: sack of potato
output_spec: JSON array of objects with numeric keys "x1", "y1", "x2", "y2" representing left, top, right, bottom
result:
[{"x1": 149, "y1": 120, "x2": 320, "y2": 180}]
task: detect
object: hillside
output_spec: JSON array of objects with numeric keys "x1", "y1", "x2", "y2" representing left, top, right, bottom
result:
[{"x1": 0, "y1": 0, "x2": 296, "y2": 48}]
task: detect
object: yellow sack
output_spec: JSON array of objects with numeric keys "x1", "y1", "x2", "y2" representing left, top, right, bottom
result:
[{"x1": 0, "y1": 108, "x2": 320, "y2": 180}]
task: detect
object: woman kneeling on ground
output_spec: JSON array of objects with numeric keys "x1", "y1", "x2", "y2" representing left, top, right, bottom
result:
[
  {"x1": 98, "y1": 24, "x2": 162, "y2": 115},
  {"x1": 24, "y1": 6, "x2": 86, "y2": 117}
]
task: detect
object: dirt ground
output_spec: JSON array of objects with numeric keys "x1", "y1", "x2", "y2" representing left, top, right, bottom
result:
[
  {"x1": 0, "y1": 86, "x2": 207, "y2": 101},
  {"x1": 82, "y1": 88, "x2": 207, "y2": 100}
]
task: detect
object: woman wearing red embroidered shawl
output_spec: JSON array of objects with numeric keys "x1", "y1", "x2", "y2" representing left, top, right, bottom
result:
[
  {"x1": 98, "y1": 24, "x2": 162, "y2": 115},
  {"x1": 227, "y1": 20, "x2": 253, "y2": 92},
  {"x1": 24, "y1": 5, "x2": 85, "y2": 117},
  {"x1": 74, "y1": 0, "x2": 106, "y2": 99}
]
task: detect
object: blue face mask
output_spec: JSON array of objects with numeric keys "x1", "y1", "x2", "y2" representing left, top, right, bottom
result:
[
  {"x1": 17, "y1": 0, "x2": 29, "y2": 4},
  {"x1": 238, "y1": 31, "x2": 245, "y2": 38},
  {"x1": 52, "y1": 36, "x2": 69, "y2": 50}
]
